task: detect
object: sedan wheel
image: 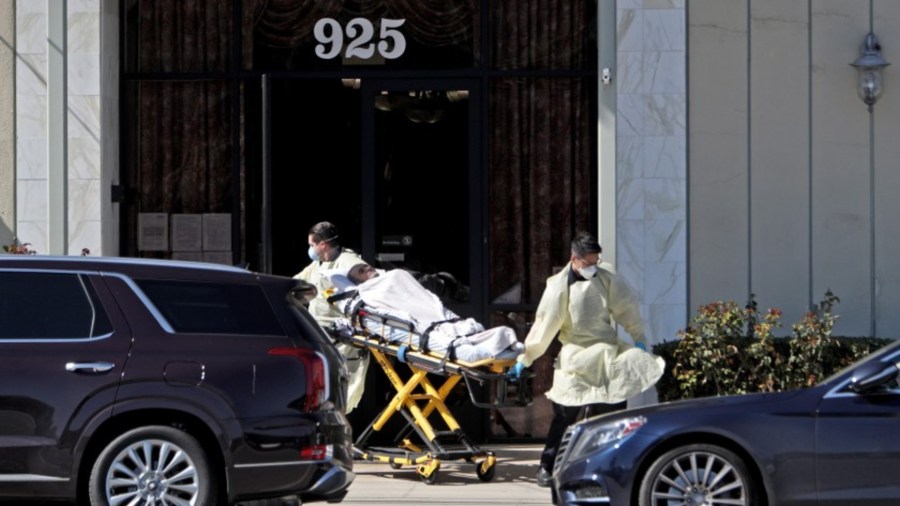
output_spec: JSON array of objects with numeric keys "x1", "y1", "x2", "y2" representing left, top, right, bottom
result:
[
  {"x1": 639, "y1": 443, "x2": 756, "y2": 506},
  {"x1": 89, "y1": 425, "x2": 216, "y2": 506}
]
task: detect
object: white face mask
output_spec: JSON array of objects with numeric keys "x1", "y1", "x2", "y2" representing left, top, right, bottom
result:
[{"x1": 577, "y1": 264, "x2": 598, "y2": 278}]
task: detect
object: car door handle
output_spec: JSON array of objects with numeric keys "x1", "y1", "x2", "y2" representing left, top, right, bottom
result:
[{"x1": 65, "y1": 362, "x2": 115, "y2": 374}]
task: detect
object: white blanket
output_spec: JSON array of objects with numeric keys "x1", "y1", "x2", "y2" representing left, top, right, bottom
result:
[{"x1": 335, "y1": 269, "x2": 523, "y2": 362}]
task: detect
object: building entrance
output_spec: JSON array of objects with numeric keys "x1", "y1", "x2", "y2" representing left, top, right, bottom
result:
[
  {"x1": 266, "y1": 78, "x2": 484, "y2": 320},
  {"x1": 265, "y1": 77, "x2": 489, "y2": 441}
]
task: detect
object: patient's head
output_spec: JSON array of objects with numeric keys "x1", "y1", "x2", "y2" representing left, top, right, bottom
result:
[{"x1": 348, "y1": 263, "x2": 379, "y2": 284}]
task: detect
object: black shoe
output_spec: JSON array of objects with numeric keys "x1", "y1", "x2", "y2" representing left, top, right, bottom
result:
[{"x1": 536, "y1": 467, "x2": 553, "y2": 487}]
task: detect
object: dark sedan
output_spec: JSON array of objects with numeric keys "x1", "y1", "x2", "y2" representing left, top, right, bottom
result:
[{"x1": 552, "y1": 339, "x2": 900, "y2": 506}]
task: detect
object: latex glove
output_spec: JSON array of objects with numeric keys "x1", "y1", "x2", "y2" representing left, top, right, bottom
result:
[
  {"x1": 635, "y1": 341, "x2": 647, "y2": 351},
  {"x1": 508, "y1": 362, "x2": 525, "y2": 381}
]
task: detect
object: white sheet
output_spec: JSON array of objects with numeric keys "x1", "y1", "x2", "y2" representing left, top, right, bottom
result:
[{"x1": 333, "y1": 269, "x2": 524, "y2": 362}]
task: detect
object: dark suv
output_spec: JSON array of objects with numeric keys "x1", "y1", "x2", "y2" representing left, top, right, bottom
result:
[{"x1": 0, "y1": 255, "x2": 353, "y2": 505}]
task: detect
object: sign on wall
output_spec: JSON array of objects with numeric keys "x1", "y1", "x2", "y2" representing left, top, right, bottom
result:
[{"x1": 313, "y1": 18, "x2": 406, "y2": 60}]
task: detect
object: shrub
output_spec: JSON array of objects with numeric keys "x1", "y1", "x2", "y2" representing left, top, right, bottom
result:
[
  {"x1": 653, "y1": 291, "x2": 892, "y2": 402},
  {"x1": 2, "y1": 238, "x2": 37, "y2": 255}
]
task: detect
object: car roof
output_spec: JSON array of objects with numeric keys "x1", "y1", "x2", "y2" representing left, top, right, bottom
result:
[{"x1": 0, "y1": 255, "x2": 267, "y2": 283}]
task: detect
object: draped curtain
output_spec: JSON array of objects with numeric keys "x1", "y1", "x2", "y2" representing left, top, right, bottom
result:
[
  {"x1": 488, "y1": 0, "x2": 596, "y2": 306},
  {"x1": 134, "y1": 0, "x2": 234, "y2": 240}
]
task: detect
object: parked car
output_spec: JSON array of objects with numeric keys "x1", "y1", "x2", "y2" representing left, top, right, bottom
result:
[
  {"x1": 0, "y1": 255, "x2": 353, "y2": 505},
  {"x1": 552, "y1": 338, "x2": 900, "y2": 506}
]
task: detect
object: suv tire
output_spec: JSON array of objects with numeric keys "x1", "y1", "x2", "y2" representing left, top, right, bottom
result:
[{"x1": 89, "y1": 425, "x2": 217, "y2": 506}]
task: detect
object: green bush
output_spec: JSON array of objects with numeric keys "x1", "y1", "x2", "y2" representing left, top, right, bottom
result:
[{"x1": 652, "y1": 290, "x2": 892, "y2": 402}]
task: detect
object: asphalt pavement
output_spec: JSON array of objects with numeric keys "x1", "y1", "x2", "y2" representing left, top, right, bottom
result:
[{"x1": 342, "y1": 444, "x2": 552, "y2": 506}]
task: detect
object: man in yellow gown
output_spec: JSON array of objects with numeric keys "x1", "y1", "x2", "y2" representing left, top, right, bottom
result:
[
  {"x1": 509, "y1": 232, "x2": 665, "y2": 487},
  {"x1": 294, "y1": 221, "x2": 370, "y2": 413}
]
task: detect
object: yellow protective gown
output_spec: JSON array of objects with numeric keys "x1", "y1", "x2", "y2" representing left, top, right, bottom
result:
[
  {"x1": 294, "y1": 248, "x2": 369, "y2": 412},
  {"x1": 518, "y1": 262, "x2": 665, "y2": 406}
]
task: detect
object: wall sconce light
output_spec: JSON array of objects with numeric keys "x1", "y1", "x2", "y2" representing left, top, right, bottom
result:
[{"x1": 850, "y1": 32, "x2": 890, "y2": 111}]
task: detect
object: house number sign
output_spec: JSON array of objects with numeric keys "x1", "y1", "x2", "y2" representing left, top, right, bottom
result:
[{"x1": 314, "y1": 18, "x2": 407, "y2": 60}]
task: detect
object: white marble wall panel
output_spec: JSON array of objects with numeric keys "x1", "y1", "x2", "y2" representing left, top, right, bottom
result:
[
  {"x1": 617, "y1": 2, "x2": 687, "y2": 355},
  {"x1": 68, "y1": 53, "x2": 100, "y2": 95},
  {"x1": 68, "y1": 179, "x2": 101, "y2": 222},
  {"x1": 15, "y1": 93, "x2": 45, "y2": 139},
  {"x1": 67, "y1": 1, "x2": 103, "y2": 256},
  {"x1": 644, "y1": 94, "x2": 685, "y2": 136},
  {"x1": 14, "y1": 0, "x2": 103, "y2": 255},
  {"x1": 644, "y1": 9, "x2": 684, "y2": 51},
  {"x1": 15, "y1": 54, "x2": 45, "y2": 95},
  {"x1": 69, "y1": 219, "x2": 100, "y2": 256},
  {"x1": 15, "y1": 0, "x2": 47, "y2": 246},
  {"x1": 617, "y1": 219, "x2": 646, "y2": 307},
  {"x1": 616, "y1": 94, "x2": 645, "y2": 137},
  {"x1": 15, "y1": 137, "x2": 47, "y2": 180},
  {"x1": 618, "y1": 178, "x2": 644, "y2": 220},
  {"x1": 643, "y1": 51, "x2": 685, "y2": 94},
  {"x1": 645, "y1": 135, "x2": 685, "y2": 178},
  {"x1": 618, "y1": 51, "x2": 643, "y2": 94},
  {"x1": 69, "y1": 138, "x2": 101, "y2": 179},
  {"x1": 15, "y1": 221, "x2": 47, "y2": 254},
  {"x1": 645, "y1": 0, "x2": 685, "y2": 9},
  {"x1": 68, "y1": 12, "x2": 99, "y2": 52},
  {"x1": 68, "y1": 95, "x2": 100, "y2": 140},
  {"x1": 16, "y1": 179, "x2": 47, "y2": 225}
]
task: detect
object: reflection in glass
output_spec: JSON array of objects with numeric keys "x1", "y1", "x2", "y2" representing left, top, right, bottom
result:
[{"x1": 373, "y1": 87, "x2": 471, "y2": 302}]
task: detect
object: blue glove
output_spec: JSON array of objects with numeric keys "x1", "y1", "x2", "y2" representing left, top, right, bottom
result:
[
  {"x1": 635, "y1": 341, "x2": 647, "y2": 351},
  {"x1": 508, "y1": 362, "x2": 525, "y2": 381}
]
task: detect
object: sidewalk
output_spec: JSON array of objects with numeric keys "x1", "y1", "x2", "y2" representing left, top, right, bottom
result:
[{"x1": 341, "y1": 444, "x2": 553, "y2": 506}]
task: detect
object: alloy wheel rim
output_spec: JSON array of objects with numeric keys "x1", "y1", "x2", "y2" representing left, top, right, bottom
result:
[
  {"x1": 104, "y1": 438, "x2": 200, "y2": 506},
  {"x1": 650, "y1": 450, "x2": 747, "y2": 506}
]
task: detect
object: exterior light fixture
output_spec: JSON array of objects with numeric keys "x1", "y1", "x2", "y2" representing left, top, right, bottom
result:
[{"x1": 850, "y1": 32, "x2": 890, "y2": 111}]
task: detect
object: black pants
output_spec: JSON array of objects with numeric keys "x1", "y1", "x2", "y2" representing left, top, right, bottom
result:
[{"x1": 539, "y1": 400, "x2": 627, "y2": 471}]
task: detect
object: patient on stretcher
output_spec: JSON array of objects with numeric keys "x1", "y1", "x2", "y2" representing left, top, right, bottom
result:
[{"x1": 329, "y1": 264, "x2": 524, "y2": 363}]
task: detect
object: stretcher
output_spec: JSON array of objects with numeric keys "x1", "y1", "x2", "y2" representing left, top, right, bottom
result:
[{"x1": 334, "y1": 305, "x2": 533, "y2": 484}]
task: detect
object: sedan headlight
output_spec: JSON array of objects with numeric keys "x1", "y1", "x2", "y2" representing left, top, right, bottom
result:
[{"x1": 566, "y1": 416, "x2": 647, "y2": 462}]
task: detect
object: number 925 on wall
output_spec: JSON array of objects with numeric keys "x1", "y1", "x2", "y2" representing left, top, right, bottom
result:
[{"x1": 314, "y1": 18, "x2": 406, "y2": 60}]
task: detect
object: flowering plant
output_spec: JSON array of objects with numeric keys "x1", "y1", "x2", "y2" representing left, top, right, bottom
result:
[{"x1": 2, "y1": 239, "x2": 37, "y2": 255}]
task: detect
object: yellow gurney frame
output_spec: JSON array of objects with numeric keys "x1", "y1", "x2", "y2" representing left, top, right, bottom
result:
[{"x1": 337, "y1": 318, "x2": 533, "y2": 485}]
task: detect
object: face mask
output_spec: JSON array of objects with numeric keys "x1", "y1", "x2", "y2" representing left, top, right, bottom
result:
[
  {"x1": 577, "y1": 264, "x2": 598, "y2": 278},
  {"x1": 307, "y1": 245, "x2": 320, "y2": 262}
]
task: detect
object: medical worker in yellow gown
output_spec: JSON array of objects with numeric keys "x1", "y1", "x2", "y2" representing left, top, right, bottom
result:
[
  {"x1": 294, "y1": 221, "x2": 370, "y2": 413},
  {"x1": 508, "y1": 232, "x2": 665, "y2": 487}
]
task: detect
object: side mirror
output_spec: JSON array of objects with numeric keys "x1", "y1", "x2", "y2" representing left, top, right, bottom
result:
[{"x1": 847, "y1": 361, "x2": 900, "y2": 393}]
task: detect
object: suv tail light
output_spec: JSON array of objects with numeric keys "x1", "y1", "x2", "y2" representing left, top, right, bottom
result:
[{"x1": 268, "y1": 347, "x2": 327, "y2": 411}]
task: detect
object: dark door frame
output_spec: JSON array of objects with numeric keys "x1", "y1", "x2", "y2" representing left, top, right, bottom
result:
[{"x1": 360, "y1": 77, "x2": 485, "y2": 321}]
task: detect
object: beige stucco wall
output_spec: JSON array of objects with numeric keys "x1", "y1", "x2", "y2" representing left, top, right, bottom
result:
[
  {"x1": 0, "y1": 0, "x2": 13, "y2": 247},
  {"x1": 689, "y1": 0, "x2": 900, "y2": 337}
]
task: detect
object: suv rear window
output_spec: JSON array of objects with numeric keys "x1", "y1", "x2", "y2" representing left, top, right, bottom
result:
[
  {"x1": 136, "y1": 279, "x2": 284, "y2": 335},
  {"x1": 0, "y1": 272, "x2": 113, "y2": 339}
]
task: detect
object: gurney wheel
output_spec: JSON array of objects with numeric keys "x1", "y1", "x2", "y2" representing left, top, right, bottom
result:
[
  {"x1": 417, "y1": 460, "x2": 440, "y2": 485},
  {"x1": 389, "y1": 462, "x2": 403, "y2": 470},
  {"x1": 420, "y1": 470, "x2": 439, "y2": 485},
  {"x1": 475, "y1": 460, "x2": 496, "y2": 482}
]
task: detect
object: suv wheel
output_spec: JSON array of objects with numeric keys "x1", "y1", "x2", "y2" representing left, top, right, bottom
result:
[{"x1": 89, "y1": 425, "x2": 216, "y2": 506}]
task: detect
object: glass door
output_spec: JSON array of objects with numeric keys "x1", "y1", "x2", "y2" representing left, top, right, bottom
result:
[{"x1": 360, "y1": 79, "x2": 483, "y2": 320}]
